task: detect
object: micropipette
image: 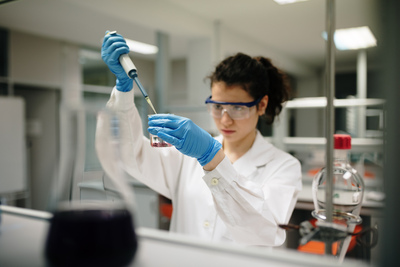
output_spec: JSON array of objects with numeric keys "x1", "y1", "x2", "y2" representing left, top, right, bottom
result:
[{"x1": 107, "y1": 31, "x2": 157, "y2": 114}]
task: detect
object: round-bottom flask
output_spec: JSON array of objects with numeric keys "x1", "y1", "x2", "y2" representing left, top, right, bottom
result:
[{"x1": 312, "y1": 134, "x2": 365, "y2": 225}]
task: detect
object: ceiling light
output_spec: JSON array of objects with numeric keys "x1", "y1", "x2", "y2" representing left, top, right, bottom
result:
[
  {"x1": 125, "y1": 39, "x2": 158, "y2": 55},
  {"x1": 273, "y1": 0, "x2": 309, "y2": 5},
  {"x1": 322, "y1": 26, "x2": 377, "y2": 50}
]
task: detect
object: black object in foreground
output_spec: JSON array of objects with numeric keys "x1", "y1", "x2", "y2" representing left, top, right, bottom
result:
[{"x1": 45, "y1": 209, "x2": 137, "y2": 267}]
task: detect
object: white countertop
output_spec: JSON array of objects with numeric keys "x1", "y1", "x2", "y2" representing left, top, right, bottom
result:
[{"x1": 0, "y1": 206, "x2": 369, "y2": 267}]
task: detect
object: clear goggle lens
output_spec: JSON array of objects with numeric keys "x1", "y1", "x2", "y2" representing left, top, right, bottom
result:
[{"x1": 206, "y1": 104, "x2": 252, "y2": 120}]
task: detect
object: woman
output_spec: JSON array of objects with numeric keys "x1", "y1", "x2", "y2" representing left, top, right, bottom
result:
[{"x1": 96, "y1": 31, "x2": 302, "y2": 247}]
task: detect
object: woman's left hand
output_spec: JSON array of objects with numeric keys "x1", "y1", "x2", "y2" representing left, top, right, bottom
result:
[{"x1": 148, "y1": 114, "x2": 222, "y2": 166}]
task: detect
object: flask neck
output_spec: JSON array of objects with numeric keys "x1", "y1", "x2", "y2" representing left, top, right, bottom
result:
[{"x1": 333, "y1": 149, "x2": 349, "y2": 164}]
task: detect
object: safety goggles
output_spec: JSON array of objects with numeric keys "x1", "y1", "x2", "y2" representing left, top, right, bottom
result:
[{"x1": 205, "y1": 96, "x2": 261, "y2": 120}]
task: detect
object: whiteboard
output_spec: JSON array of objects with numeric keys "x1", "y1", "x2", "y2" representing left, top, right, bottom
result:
[{"x1": 0, "y1": 97, "x2": 27, "y2": 194}]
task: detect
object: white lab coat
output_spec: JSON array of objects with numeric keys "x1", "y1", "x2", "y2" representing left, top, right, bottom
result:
[{"x1": 96, "y1": 88, "x2": 302, "y2": 247}]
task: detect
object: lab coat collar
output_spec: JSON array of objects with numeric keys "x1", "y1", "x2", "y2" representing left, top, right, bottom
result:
[{"x1": 215, "y1": 131, "x2": 274, "y2": 177}]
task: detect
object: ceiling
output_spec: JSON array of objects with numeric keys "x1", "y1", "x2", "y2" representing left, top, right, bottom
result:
[{"x1": 0, "y1": 0, "x2": 380, "y2": 76}]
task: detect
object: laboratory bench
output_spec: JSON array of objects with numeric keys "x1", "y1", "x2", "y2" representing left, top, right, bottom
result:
[{"x1": 0, "y1": 205, "x2": 371, "y2": 267}]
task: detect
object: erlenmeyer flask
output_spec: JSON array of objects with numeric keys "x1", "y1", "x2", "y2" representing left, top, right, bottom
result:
[{"x1": 44, "y1": 104, "x2": 138, "y2": 267}]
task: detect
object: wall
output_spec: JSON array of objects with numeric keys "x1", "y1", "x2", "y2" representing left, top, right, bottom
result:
[
  {"x1": 130, "y1": 57, "x2": 156, "y2": 98},
  {"x1": 169, "y1": 59, "x2": 187, "y2": 106},
  {"x1": 219, "y1": 24, "x2": 316, "y2": 78},
  {"x1": 294, "y1": 74, "x2": 325, "y2": 137},
  {"x1": 10, "y1": 31, "x2": 62, "y2": 88}
]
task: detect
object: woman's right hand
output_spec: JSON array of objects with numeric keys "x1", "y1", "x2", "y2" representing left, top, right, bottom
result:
[{"x1": 101, "y1": 31, "x2": 133, "y2": 92}]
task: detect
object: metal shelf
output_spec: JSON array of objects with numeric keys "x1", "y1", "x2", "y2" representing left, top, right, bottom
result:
[
  {"x1": 285, "y1": 97, "x2": 385, "y2": 109},
  {"x1": 271, "y1": 97, "x2": 385, "y2": 154}
]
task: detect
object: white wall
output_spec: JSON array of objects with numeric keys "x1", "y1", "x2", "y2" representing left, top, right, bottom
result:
[
  {"x1": 294, "y1": 74, "x2": 325, "y2": 137},
  {"x1": 169, "y1": 59, "x2": 187, "y2": 106},
  {"x1": 219, "y1": 24, "x2": 315, "y2": 78},
  {"x1": 130, "y1": 56, "x2": 156, "y2": 103},
  {"x1": 10, "y1": 31, "x2": 63, "y2": 88}
]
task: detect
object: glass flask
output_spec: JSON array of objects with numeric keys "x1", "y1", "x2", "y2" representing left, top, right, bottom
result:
[
  {"x1": 312, "y1": 134, "x2": 365, "y2": 225},
  {"x1": 44, "y1": 104, "x2": 138, "y2": 267},
  {"x1": 147, "y1": 115, "x2": 172, "y2": 148},
  {"x1": 149, "y1": 133, "x2": 172, "y2": 147}
]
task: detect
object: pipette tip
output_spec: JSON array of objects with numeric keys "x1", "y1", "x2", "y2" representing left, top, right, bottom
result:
[{"x1": 145, "y1": 97, "x2": 157, "y2": 114}]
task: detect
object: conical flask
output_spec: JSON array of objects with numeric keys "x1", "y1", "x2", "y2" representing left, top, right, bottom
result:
[
  {"x1": 44, "y1": 104, "x2": 138, "y2": 267},
  {"x1": 312, "y1": 134, "x2": 365, "y2": 225}
]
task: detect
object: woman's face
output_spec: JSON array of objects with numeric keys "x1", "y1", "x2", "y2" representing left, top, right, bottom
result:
[{"x1": 210, "y1": 81, "x2": 268, "y2": 146}]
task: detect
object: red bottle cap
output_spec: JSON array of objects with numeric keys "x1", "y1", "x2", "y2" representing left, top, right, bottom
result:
[{"x1": 334, "y1": 134, "x2": 351, "y2": 149}]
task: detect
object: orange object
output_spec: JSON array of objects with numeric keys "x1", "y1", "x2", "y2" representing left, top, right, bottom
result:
[
  {"x1": 297, "y1": 219, "x2": 361, "y2": 255},
  {"x1": 298, "y1": 240, "x2": 340, "y2": 255},
  {"x1": 364, "y1": 171, "x2": 375, "y2": 179},
  {"x1": 160, "y1": 203, "x2": 173, "y2": 219},
  {"x1": 307, "y1": 168, "x2": 322, "y2": 177}
]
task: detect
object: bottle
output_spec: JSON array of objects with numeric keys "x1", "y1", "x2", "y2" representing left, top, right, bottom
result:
[{"x1": 312, "y1": 134, "x2": 365, "y2": 225}]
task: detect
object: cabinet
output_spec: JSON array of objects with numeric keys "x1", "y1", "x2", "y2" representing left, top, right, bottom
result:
[{"x1": 0, "y1": 97, "x2": 27, "y2": 199}]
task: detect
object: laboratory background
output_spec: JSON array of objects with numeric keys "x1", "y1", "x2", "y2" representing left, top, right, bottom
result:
[{"x1": 0, "y1": 0, "x2": 399, "y2": 266}]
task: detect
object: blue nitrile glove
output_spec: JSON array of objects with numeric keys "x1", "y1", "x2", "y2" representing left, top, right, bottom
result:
[
  {"x1": 148, "y1": 114, "x2": 222, "y2": 166},
  {"x1": 101, "y1": 31, "x2": 133, "y2": 92}
]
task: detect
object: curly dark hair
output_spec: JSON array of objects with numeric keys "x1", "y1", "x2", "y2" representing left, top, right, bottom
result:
[{"x1": 206, "y1": 53, "x2": 290, "y2": 124}]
